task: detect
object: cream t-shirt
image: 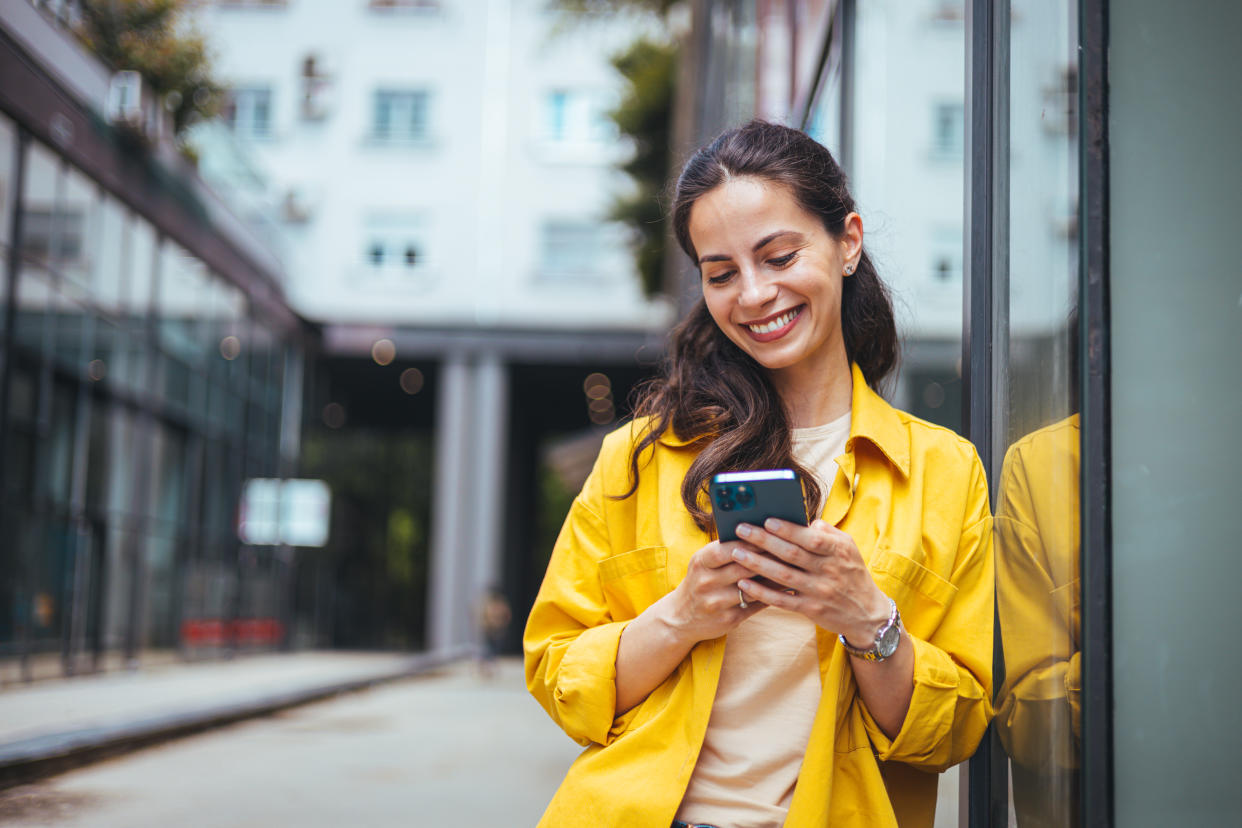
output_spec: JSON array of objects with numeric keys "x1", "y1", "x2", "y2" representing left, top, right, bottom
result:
[{"x1": 676, "y1": 411, "x2": 852, "y2": 828}]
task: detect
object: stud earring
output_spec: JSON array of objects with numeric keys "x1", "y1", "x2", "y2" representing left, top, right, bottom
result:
[{"x1": 844, "y1": 263, "x2": 855, "y2": 276}]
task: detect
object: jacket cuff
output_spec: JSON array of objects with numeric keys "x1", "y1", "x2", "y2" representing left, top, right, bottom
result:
[
  {"x1": 860, "y1": 633, "x2": 966, "y2": 765},
  {"x1": 551, "y1": 620, "x2": 631, "y2": 747}
]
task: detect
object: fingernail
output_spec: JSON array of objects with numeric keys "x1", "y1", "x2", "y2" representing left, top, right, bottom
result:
[
  {"x1": 736, "y1": 524, "x2": 752, "y2": 538},
  {"x1": 764, "y1": 518, "x2": 781, "y2": 531},
  {"x1": 731, "y1": 548, "x2": 750, "y2": 563}
]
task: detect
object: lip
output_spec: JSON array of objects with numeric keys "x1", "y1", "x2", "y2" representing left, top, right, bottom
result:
[{"x1": 741, "y1": 305, "x2": 805, "y2": 343}]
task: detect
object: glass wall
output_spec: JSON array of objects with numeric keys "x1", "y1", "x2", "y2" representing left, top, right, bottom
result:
[
  {"x1": 1108, "y1": 2, "x2": 1242, "y2": 824},
  {"x1": 993, "y1": 1, "x2": 1083, "y2": 825},
  {"x1": 846, "y1": 0, "x2": 966, "y2": 434},
  {"x1": 0, "y1": 109, "x2": 303, "y2": 680}
]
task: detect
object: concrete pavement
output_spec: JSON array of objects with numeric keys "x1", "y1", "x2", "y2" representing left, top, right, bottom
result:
[
  {"x1": 0, "y1": 658, "x2": 581, "y2": 826},
  {"x1": 0, "y1": 650, "x2": 465, "y2": 788}
]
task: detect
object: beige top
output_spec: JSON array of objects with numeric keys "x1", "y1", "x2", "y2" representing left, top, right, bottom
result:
[{"x1": 676, "y1": 412, "x2": 851, "y2": 828}]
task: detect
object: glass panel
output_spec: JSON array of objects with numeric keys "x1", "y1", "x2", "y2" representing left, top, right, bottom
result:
[
  {"x1": 849, "y1": 1, "x2": 965, "y2": 433},
  {"x1": 1109, "y1": 4, "x2": 1242, "y2": 824},
  {"x1": 126, "y1": 215, "x2": 156, "y2": 322},
  {"x1": 95, "y1": 195, "x2": 129, "y2": 314},
  {"x1": 60, "y1": 166, "x2": 99, "y2": 290},
  {"x1": 994, "y1": 1, "x2": 1082, "y2": 826},
  {"x1": 146, "y1": 424, "x2": 188, "y2": 649},
  {"x1": 157, "y1": 242, "x2": 210, "y2": 365},
  {"x1": 19, "y1": 142, "x2": 65, "y2": 271},
  {"x1": 0, "y1": 114, "x2": 15, "y2": 331}
]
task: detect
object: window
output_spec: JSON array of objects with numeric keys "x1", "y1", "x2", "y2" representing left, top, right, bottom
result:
[
  {"x1": 539, "y1": 221, "x2": 621, "y2": 283},
  {"x1": 541, "y1": 90, "x2": 616, "y2": 145},
  {"x1": 222, "y1": 86, "x2": 273, "y2": 138},
  {"x1": 372, "y1": 90, "x2": 430, "y2": 143},
  {"x1": 929, "y1": 226, "x2": 962, "y2": 283},
  {"x1": 363, "y1": 214, "x2": 429, "y2": 276},
  {"x1": 931, "y1": 101, "x2": 964, "y2": 157},
  {"x1": 20, "y1": 208, "x2": 85, "y2": 266}
]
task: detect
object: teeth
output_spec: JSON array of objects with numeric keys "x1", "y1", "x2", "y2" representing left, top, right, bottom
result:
[{"x1": 748, "y1": 308, "x2": 798, "y2": 334}]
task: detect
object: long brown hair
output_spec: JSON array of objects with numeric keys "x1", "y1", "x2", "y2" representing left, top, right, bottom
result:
[{"x1": 623, "y1": 120, "x2": 898, "y2": 533}]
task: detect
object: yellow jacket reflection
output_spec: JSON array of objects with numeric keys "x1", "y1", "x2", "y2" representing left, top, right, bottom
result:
[
  {"x1": 995, "y1": 414, "x2": 1081, "y2": 826},
  {"x1": 525, "y1": 369, "x2": 994, "y2": 827}
]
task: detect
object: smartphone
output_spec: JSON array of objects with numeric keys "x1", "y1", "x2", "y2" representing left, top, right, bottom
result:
[{"x1": 709, "y1": 469, "x2": 808, "y2": 542}]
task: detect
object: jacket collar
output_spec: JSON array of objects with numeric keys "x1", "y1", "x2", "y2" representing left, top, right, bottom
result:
[
  {"x1": 653, "y1": 362, "x2": 911, "y2": 478},
  {"x1": 846, "y1": 361, "x2": 911, "y2": 478}
]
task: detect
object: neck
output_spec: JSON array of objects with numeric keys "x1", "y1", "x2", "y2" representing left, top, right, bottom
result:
[{"x1": 771, "y1": 352, "x2": 853, "y2": 428}]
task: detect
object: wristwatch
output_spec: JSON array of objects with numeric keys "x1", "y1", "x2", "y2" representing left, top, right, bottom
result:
[{"x1": 838, "y1": 597, "x2": 902, "y2": 662}]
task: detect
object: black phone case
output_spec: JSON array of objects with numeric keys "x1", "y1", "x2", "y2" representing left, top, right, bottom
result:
[{"x1": 709, "y1": 471, "x2": 808, "y2": 542}]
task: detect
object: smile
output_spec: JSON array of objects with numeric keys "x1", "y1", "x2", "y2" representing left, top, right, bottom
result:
[{"x1": 744, "y1": 305, "x2": 804, "y2": 341}]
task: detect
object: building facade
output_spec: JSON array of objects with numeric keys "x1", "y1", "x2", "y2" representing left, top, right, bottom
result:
[{"x1": 0, "y1": 1, "x2": 309, "y2": 680}]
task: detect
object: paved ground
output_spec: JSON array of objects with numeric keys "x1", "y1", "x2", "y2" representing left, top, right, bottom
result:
[
  {"x1": 0, "y1": 658, "x2": 582, "y2": 827},
  {"x1": 0, "y1": 652, "x2": 439, "y2": 748}
]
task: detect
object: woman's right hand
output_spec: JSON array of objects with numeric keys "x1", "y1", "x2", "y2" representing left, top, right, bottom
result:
[
  {"x1": 615, "y1": 539, "x2": 765, "y2": 715},
  {"x1": 660, "y1": 539, "x2": 767, "y2": 645}
]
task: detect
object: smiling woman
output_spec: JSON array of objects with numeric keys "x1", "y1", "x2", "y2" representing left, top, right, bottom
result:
[{"x1": 524, "y1": 121, "x2": 994, "y2": 828}]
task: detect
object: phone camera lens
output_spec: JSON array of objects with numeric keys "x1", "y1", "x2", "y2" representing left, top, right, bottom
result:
[
  {"x1": 735, "y1": 484, "x2": 754, "y2": 508},
  {"x1": 715, "y1": 487, "x2": 735, "y2": 511}
]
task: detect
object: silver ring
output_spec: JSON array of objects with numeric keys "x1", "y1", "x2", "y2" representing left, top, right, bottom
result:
[{"x1": 737, "y1": 587, "x2": 748, "y2": 609}]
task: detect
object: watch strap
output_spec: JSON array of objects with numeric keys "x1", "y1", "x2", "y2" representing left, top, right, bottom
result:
[{"x1": 838, "y1": 596, "x2": 901, "y2": 662}]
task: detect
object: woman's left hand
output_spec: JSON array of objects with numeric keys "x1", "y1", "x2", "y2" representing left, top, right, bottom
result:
[{"x1": 732, "y1": 517, "x2": 890, "y2": 646}]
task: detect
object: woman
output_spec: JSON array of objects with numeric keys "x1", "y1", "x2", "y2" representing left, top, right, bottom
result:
[{"x1": 524, "y1": 121, "x2": 993, "y2": 828}]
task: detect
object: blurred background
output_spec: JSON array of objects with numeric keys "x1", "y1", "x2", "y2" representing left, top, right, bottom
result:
[{"x1": 0, "y1": 0, "x2": 1016, "y2": 678}]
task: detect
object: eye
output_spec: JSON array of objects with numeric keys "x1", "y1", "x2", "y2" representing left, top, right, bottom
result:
[
  {"x1": 768, "y1": 252, "x2": 797, "y2": 268},
  {"x1": 705, "y1": 269, "x2": 736, "y2": 286}
]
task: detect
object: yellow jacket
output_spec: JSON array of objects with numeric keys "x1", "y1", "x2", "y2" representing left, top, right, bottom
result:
[{"x1": 525, "y1": 364, "x2": 994, "y2": 827}]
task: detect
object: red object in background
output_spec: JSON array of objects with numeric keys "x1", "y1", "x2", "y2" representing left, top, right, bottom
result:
[{"x1": 181, "y1": 618, "x2": 285, "y2": 647}]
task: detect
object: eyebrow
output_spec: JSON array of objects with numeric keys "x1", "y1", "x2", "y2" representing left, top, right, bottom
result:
[{"x1": 697, "y1": 230, "x2": 803, "y2": 264}]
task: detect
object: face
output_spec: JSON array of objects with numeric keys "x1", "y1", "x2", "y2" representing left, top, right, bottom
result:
[{"x1": 688, "y1": 176, "x2": 863, "y2": 381}]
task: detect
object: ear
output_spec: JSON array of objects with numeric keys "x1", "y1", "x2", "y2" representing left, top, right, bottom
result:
[{"x1": 840, "y1": 212, "x2": 864, "y2": 271}]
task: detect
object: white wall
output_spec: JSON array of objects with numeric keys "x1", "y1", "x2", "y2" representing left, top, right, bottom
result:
[{"x1": 196, "y1": 0, "x2": 670, "y2": 331}]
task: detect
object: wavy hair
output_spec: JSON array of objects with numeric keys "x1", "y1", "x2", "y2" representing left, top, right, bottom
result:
[{"x1": 623, "y1": 120, "x2": 898, "y2": 533}]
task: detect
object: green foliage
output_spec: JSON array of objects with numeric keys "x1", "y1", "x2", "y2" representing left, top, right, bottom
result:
[
  {"x1": 534, "y1": 457, "x2": 578, "y2": 576},
  {"x1": 608, "y1": 36, "x2": 678, "y2": 297},
  {"x1": 75, "y1": 0, "x2": 223, "y2": 138}
]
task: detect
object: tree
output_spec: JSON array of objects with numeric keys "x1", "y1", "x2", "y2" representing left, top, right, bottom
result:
[
  {"x1": 75, "y1": 0, "x2": 223, "y2": 139},
  {"x1": 607, "y1": 36, "x2": 678, "y2": 297},
  {"x1": 554, "y1": 1, "x2": 681, "y2": 297}
]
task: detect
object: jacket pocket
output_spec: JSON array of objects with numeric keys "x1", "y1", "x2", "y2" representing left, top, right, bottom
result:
[
  {"x1": 598, "y1": 546, "x2": 669, "y2": 620},
  {"x1": 869, "y1": 546, "x2": 958, "y2": 640}
]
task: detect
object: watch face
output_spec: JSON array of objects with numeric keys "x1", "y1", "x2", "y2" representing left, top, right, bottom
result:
[{"x1": 877, "y1": 624, "x2": 901, "y2": 658}]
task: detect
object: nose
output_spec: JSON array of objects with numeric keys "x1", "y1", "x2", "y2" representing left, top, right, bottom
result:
[{"x1": 737, "y1": 268, "x2": 778, "y2": 309}]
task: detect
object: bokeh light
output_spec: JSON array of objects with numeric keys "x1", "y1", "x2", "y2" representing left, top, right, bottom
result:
[
  {"x1": 322, "y1": 402, "x2": 346, "y2": 428},
  {"x1": 219, "y1": 335, "x2": 241, "y2": 360},
  {"x1": 371, "y1": 338, "x2": 396, "y2": 366},
  {"x1": 400, "y1": 367, "x2": 425, "y2": 395}
]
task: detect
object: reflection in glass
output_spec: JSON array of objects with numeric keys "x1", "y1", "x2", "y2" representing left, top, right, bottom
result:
[
  {"x1": 996, "y1": 412, "x2": 1080, "y2": 826},
  {"x1": 850, "y1": 0, "x2": 965, "y2": 433},
  {"x1": 996, "y1": 1, "x2": 1081, "y2": 825}
]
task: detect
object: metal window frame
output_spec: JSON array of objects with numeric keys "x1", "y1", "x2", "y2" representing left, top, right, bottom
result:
[
  {"x1": 1078, "y1": 0, "x2": 1113, "y2": 824},
  {"x1": 962, "y1": 0, "x2": 1010, "y2": 824}
]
